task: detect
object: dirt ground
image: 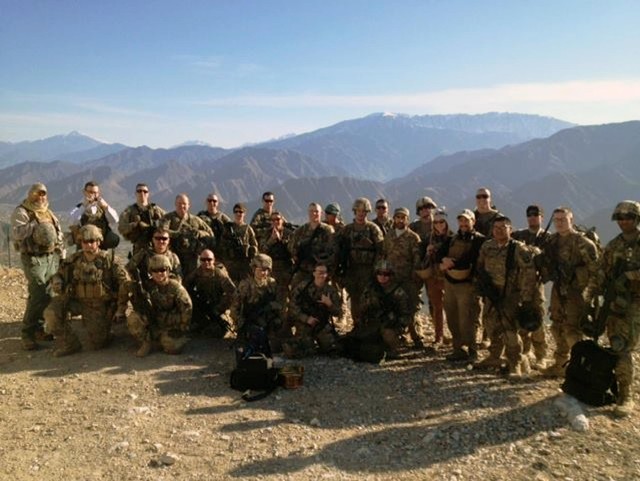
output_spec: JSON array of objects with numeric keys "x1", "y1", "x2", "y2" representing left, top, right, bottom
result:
[{"x1": 0, "y1": 266, "x2": 639, "y2": 481}]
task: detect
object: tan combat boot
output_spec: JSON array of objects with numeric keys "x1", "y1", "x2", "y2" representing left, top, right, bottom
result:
[
  {"x1": 135, "y1": 340, "x2": 152, "y2": 358},
  {"x1": 614, "y1": 385, "x2": 635, "y2": 418},
  {"x1": 543, "y1": 362, "x2": 565, "y2": 378},
  {"x1": 475, "y1": 355, "x2": 503, "y2": 369},
  {"x1": 53, "y1": 339, "x2": 82, "y2": 358}
]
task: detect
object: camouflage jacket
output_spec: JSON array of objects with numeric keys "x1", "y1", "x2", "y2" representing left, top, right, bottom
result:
[
  {"x1": 600, "y1": 230, "x2": 640, "y2": 298},
  {"x1": 473, "y1": 209, "x2": 499, "y2": 237},
  {"x1": 409, "y1": 218, "x2": 433, "y2": 245},
  {"x1": 361, "y1": 280, "x2": 412, "y2": 329},
  {"x1": 118, "y1": 202, "x2": 166, "y2": 250},
  {"x1": 512, "y1": 227, "x2": 551, "y2": 248},
  {"x1": 541, "y1": 230, "x2": 600, "y2": 295},
  {"x1": 184, "y1": 265, "x2": 236, "y2": 315},
  {"x1": 197, "y1": 210, "x2": 231, "y2": 243},
  {"x1": 218, "y1": 222, "x2": 258, "y2": 261},
  {"x1": 288, "y1": 223, "x2": 335, "y2": 273},
  {"x1": 127, "y1": 248, "x2": 182, "y2": 289},
  {"x1": 231, "y1": 276, "x2": 281, "y2": 330},
  {"x1": 258, "y1": 225, "x2": 295, "y2": 263},
  {"x1": 289, "y1": 279, "x2": 343, "y2": 325},
  {"x1": 383, "y1": 228, "x2": 421, "y2": 279},
  {"x1": 336, "y1": 221, "x2": 384, "y2": 269},
  {"x1": 148, "y1": 279, "x2": 193, "y2": 331},
  {"x1": 373, "y1": 217, "x2": 394, "y2": 236},
  {"x1": 476, "y1": 239, "x2": 538, "y2": 303},
  {"x1": 162, "y1": 212, "x2": 214, "y2": 255},
  {"x1": 11, "y1": 203, "x2": 65, "y2": 256}
]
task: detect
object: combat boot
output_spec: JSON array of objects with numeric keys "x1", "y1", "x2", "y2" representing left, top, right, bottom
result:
[
  {"x1": 508, "y1": 362, "x2": 522, "y2": 379},
  {"x1": 53, "y1": 340, "x2": 81, "y2": 358},
  {"x1": 519, "y1": 356, "x2": 531, "y2": 376},
  {"x1": 22, "y1": 337, "x2": 38, "y2": 351},
  {"x1": 446, "y1": 349, "x2": 469, "y2": 362},
  {"x1": 614, "y1": 384, "x2": 635, "y2": 418},
  {"x1": 543, "y1": 362, "x2": 565, "y2": 378},
  {"x1": 474, "y1": 355, "x2": 503, "y2": 369},
  {"x1": 135, "y1": 340, "x2": 152, "y2": 358}
]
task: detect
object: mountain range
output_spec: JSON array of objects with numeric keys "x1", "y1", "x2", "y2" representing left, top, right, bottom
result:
[{"x1": 0, "y1": 112, "x2": 636, "y2": 243}]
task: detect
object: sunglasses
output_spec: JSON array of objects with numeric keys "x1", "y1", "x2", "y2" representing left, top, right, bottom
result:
[
  {"x1": 376, "y1": 205, "x2": 387, "y2": 210},
  {"x1": 526, "y1": 213, "x2": 541, "y2": 217},
  {"x1": 136, "y1": 189, "x2": 149, "y2": 194},
  {"x1": 200, "y1": 257, "x2": 214, "y2": 262},
  {"x1": 153, "y1": 236, "x2": 169, "y2": 241},
  {"x1": 376, "y1": 271, "x2": 392, "y2": 277},
  {"x1": 207, "y1": 199, "x2": 218, "y2": 203},
  {"x1": 476, "y1": 194, "x2": 489, "y2": 199},
  {"x1": 37, "y1": 190, "x2": 47, "y2": 195},
  {"x1": 234, "y1": 210, "x2": 244, "y2": 214},
  {"x1": 264, "y1": 199, "x2": 274, "y2": 203},
  {"x1": 151, "y1": 268, "x2": 168, "y2": 273}
]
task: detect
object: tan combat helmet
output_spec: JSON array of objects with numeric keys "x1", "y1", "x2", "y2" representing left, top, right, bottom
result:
[
  {"x1": 352, "y1": 197, "x2": 372, "y2": 213},
  {"x1": 611, "y1": 200, "x2": 640, "y2": 221},
  {"x1": 251, "y1": 253, "x2": 273, "y2": 270},
  {"x1": 415, "y1": 196, "x2": 437, "y2": 215},
  {"x1": 79, "y1": 224, "x2": 103, "y2": 242},
  {"x1": 148, "y1": 254, "x2": 171, "y2": 271}
]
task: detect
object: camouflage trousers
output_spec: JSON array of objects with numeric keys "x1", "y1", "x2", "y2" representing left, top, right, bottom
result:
[
  {"x1": 607, "y1": 298, "x2": 640, "y2": 391},
  {"x1": 44, "y1": 297, "x2": 112, "y2": 353},
  {"x1": 343, "y1": 264, "x2": 375, "y2": 325},
  {"x1": 443, "y1": 280, "x2": 480, "y2": 351},
  {"x1": 127, "y1": 311, "x2": 188, "y2": 354},
  {"x1": 483, "y1": 297, "x2": 524, "y2": 369},
  {"x1": 20, "y1": 252, "x2": 59, "y2": 341},
  {"x1": 284, "y1": 321, "x2": 338, "y2": 358},
  {"x1": 549, "y1": 287, "x2": 584, "y2": 365}
]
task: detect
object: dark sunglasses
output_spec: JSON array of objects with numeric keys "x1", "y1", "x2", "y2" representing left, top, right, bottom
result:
[
  {"x1": 264, "y1": 199, "x2": 274, "y2": 203},
  {"x1": 153, "y1": 236, "x2": 169, "y2": 241},
  {"x1": 207, "y1": 199, "x2": 218, "y2": 203},
  {"x1": 136, "y1": 189, "x2": 149, "y2": 194},
  {"x1": 376, "y1": 271, "x2": 392, "y2": 277},
  {"x1": 151, "y1": 268, "x2": 168, "y2": 273},
  {"x1": 476, "y1": 194, "x2": 489, "y2": 199},
  {"x1": 200, "y1": 257, "x2": 214, "y2": 262},
  {"x1": 376, "y1": 205, "x2": 387, "y2": 210}
]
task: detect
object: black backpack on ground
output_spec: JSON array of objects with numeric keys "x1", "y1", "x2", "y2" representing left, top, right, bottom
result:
[
  {"x1": 561, "y1": 340, "x2": 618, "y2": 406},
  {"x1": 230, "y1": 351, "x2": 280, "y2": 401}
]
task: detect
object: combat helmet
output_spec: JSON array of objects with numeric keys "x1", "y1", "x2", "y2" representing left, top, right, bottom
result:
[
  {"x1": 32, "y1": 223, "x2": 57, "y2": 250},
  {"x1": 325, "y1": 203, "x2": 341, "y2": 215},
  {"x1": 611, "y1": 200, "x2": 640, "y2": 221},
  {"x1": 374, "y1": 259, "x2": 394, "y2": 274},
  {"x1": 352, "y1": 197, "x2": 372, "y2": 213},
  {"x1": 148, "y1": 254, "x2": 171, "y2": 271},
  {"x1": 251, "y1": 253, "x2": 273, "y2": 270},
  {"x1": 415, "y1": 196, "x2": 437, "y2": 215},
  {"x1": 78, "y1": 224, "x2": 103, "y2": 242}
]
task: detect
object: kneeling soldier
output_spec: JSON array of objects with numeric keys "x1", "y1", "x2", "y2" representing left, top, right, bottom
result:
[
  {"x1": 127, "y1": 255, "x2": 193, "y2": 357},
  {"x1": 44, "y1": 225, "x2": 128, "y2": 357}
]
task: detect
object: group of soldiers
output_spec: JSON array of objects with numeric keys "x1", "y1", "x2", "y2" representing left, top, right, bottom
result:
[{"x1": 10, "y1": 181, "x2": 640, "y2": 417}]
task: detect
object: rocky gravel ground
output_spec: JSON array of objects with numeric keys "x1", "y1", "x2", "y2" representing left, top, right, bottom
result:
[{"x1": 1, "y1": 266, "x2": 639, "y2": 481}]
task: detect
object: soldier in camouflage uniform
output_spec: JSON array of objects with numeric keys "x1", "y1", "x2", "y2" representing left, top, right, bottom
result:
[
  {"x1": 258, "y1": 211, "x2": 294, "y2": 316},
  {"x1": 288, "y1": 203, "x2": 335, "y2": 288},
  {"x1": 599, "y1": 201, "x2": 640, "y2": 417},
  {"x1": 11, "y1": 183, "x2": 65, "y2": 350},
  {"x1": 118, "y1": 183, "x2": 166, "y2": 256},
  {"x1": 473, "y1": 187, "x2": 500, "y2": 237},
  {"x1": 69, "y1": 181, "x2": 120, "y2": 250},
  {"x1": 383, "y1": 207, "x2": 424, "y2": 347},
  {"x1": 250, "y1": 191, "x2": 286, "y2": 240},
  {"x1": 540, "y1": 206, "x2": 600, "y2": 377},
  {"x1": 512, "y1": 204, "x2": 550, "y2": 369},
  {"x1": 347, "y1": 260, "x2": 413, "y2": 359},
  {"x1": 44, "y1": 225, "x2": 128, "y2": 357},
  {"x1": 324, "y1": 203, "x2": 346, "y2": 234},
  {"x1": 475, "y1": 215, "x2": 541, "y2": 377},
  {"x1": 231, "y1": 254, "x2": 283, "y2": 355},
  {"x1": 126, "y1": 226, "x2": 182, "y2": 290},
  {"x1": 335, "y1": 198, "x2": 384, "y2": 324},
  {"x1": 218, "y1": 203, "x2": 258, "y2": 285},
  {"x1": 127, "y1": 255, "x2": 193, "y2": 357},
  {"x1": 440, "y1": 209, "x2": 486, "y2": 362},
  {"x1": 162, "y1": 193, "x2": 213, "y2": 279},
  {"x1": 197, "y1": 193, "x2": 231, "y2": 250},
  {"x1": 184, "y1": 249, "x2": 236, "y2": 338},
  {"x1": 373, "y1": 198, "x2": 394, "y2": 236},
  {"x1": 284, "y1": 263, "x2": 343, "y2": 358}
]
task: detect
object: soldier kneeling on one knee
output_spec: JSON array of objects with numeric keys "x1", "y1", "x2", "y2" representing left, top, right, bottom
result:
[{"x1": 127, "y1": 255, "x2": 193, "y2": 357}]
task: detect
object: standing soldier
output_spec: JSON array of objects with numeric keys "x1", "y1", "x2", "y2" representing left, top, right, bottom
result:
[
  {"x1": 475, "y1": 215, "x2": 540, "y2": 377},
  {"x1": 127, "y1": 255, "x2": 193, "y2": 357},
  {"x1": 440, "y1": 209, "x2": 486, "y2": 362},
  {"x1": 540, "y1": 206, "x2": 600, "y2": 377},
  {"x1": 11, "y1": 183, "x2": 65, "y2": 350},
  {"x1": 44, "y1": 225, "x2": 128, "y2": 357},
  {"x1": 598, "y1": 201, "x2": 640, "y2": 416},
  {"x1": 250, "y1": 191, "x2": 282, "y2": 240},
  {"x1": 473, "y1": 187, "x2": 500, "y2": 237},
  {"x1": 69, "y1": 181, "x2": 120, "y2": 250},
  {"x1": 197, "y1": 193, "x2": 231, "y2": 248},
  {"x1": 118, "y1": 183, "x2": 166, "y2": 256},
  {"x1": 284, "y1": 263, "x2": 343, "y2": 358},
  {"x1": 258, "y1": 211, "x2": 295, "y2": 314},
  {"x1": 512, "y1": 204, "x2": 550, "y2": 369},
  {"x1": 288, "y1": 203, "x2": 335, "y2": 287},
  {"x1": 162, "y1": 193, "x2": 213, "y2": 279},
  {"x1": 218, "y1": 203, "x2": 258, "y2": 285},
  {"x1": 323, "y1": 203, "x2": 346, "y2": 234},
  {"x1": 335, "y1": 198, "x2": 384, "y2": 324},
  {"x1": 383, "y1": 207, "x2": 424, "y2": 347},
  {"x1": 373, "y1": 198, "x2": 394, "y2": 236},
  {"x1": 184, "y1": 249, "x2": 235, "y2": 338}
]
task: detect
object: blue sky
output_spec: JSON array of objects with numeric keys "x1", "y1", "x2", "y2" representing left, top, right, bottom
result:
[{"x1": 1, "y1": 0, "x2": 639, "y2": 147}]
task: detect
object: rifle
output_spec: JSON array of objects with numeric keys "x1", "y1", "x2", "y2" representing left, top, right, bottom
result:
[
  {"x1": 130, "y1": 267, "x2": 153, "y2": 320},
  {"x1": 190, "y1": 283, "x2": 235, "y2": 335},
  {"x1": 293, "y1": 225, "x2": 321, "y2": 273},
  {"x1": 476, "y1": 240, "x2": 517, "y2": 326}
]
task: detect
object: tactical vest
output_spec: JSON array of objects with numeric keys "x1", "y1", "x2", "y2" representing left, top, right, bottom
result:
[
  {"x1": 346, "y1": 223, "x2": 379, "y2": 265},
  {"x1": 71, "y1": 252, "x2": 114, "y2": 300}
]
